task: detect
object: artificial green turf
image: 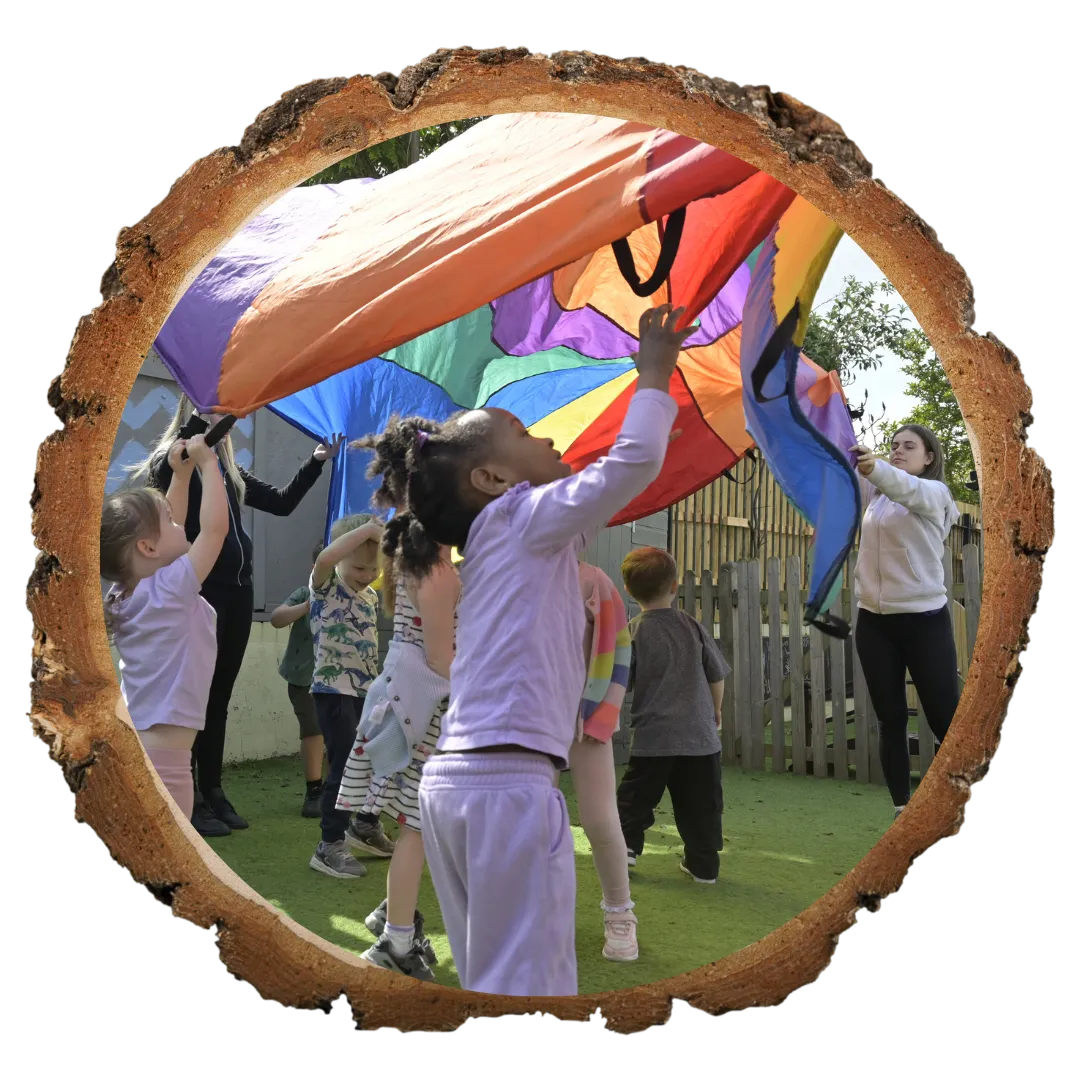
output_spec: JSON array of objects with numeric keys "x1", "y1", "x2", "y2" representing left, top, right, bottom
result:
[{"x1": 207, "y1": 755, "x2": 893, "y2": 993}]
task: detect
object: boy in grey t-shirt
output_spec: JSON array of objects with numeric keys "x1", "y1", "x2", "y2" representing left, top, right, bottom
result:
[
  {"x1": 270, "y1": 541, "x2": 325, "y2": 819},
  {"x1": 617, "y1": 546, "x2": 730, "y2": 884}
]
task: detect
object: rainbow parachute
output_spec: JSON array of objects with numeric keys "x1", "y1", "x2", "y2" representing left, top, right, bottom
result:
[{"x1": 153, "y1": 112, "x2": 857, "y2": 631}]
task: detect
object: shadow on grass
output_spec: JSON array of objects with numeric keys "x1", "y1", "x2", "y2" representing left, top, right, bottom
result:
[{"x1": 206, "y1": 756, "x2": 892, "y2": 993}]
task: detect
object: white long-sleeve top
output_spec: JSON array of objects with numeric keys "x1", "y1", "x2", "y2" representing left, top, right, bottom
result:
[{"x1": 854, "y1": 459, "x2": 958, "y2": 615}]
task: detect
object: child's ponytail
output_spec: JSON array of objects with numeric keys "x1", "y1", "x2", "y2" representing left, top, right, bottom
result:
[
  {"x1": 380, "y1": 510, "x2": 442, "y2": 585},
  {"x1": 353, "y1": 408, "x2": 495, "y2": 587}
]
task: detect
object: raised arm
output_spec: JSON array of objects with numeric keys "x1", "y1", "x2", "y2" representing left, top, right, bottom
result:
[
  {"x1": 242, "y1": 458, "x2": 324, "y2": 516},
  {"x1": 163, "y1": 439, "x2": 196, "y2": 524},
  {"x1": 185, "y1": 435, "x2": 230, "y2": 583},
  {"x1": 512, "y1": 307, "x2": 687, "y2": 553},
  {"x1": 866, "y1": 459, "x2": 956, "y2": 522},
  {"x1": 312, "y1": 520, "x2": 383, "y2": 589},
  {"x1": 515, "y1": 390, "x2": 678, "y2": 553}
]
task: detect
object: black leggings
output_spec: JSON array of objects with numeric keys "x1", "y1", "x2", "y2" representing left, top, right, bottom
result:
[
  {"x1": 193, "y1": 582, "x2": 254, "y2": 794},
  {"x1": 855, "y1": 606, "x2": 959, "y2": 807}
]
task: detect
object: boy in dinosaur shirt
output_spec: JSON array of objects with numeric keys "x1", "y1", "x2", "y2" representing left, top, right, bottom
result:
[{"x1": 307, "y1": 513, "x2": 391, "y2": 879}]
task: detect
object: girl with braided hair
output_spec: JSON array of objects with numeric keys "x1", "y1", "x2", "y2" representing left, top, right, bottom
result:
[
  {"x1": 332, "y1": 432, "x2": 460, "y2": 982},
  {"x1": 360, "y1": 304, "x2": 689, "y2": 996}
]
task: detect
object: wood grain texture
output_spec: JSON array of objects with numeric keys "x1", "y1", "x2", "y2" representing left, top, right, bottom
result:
[{"x1": 27, "y1": 47, "x2": 1053, "y2": 1033}]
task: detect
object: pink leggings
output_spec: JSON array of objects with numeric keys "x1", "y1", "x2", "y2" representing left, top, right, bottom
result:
[
  {"x1": 144, "y1": 747, "x2": 195, "y2": 820},
  {"x1": 568, "y1": 736, "x2": 632, "y2": 910}
]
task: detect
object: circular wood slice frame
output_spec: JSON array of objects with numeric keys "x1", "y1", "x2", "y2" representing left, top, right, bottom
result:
[{"x1": 27, "y1": 48, "x2": 1054, "y2": 1033}]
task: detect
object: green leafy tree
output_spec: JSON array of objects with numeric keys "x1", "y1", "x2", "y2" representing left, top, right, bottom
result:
[
  {"x1": 883, "y1": 348, "x2": 979, "y2": 505},
  {"x1": 301, "y1": 118, "x2": 487, "y2": 185}
]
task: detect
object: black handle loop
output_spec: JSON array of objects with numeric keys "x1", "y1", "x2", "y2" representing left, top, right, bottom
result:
[
  {"x1": 611, "y1": 207, "x2": 687, "y2": 297},
  {"x1": 809, "y1": 610, "x2": 851, "y2": 640},
  {"x1": 181, "y1": 414, "x2": 237, "y2": 460},
  {"x1": 750, "y1": 301, "x2": 801, "y2": 404}
]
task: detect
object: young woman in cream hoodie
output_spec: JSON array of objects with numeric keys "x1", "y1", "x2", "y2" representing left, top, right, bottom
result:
[{"x1": 850, "y1": 425, "x2": 959, "y2": 816}]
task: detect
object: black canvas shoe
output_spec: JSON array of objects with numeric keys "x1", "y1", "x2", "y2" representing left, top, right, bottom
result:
[
  {"x1": 205, "y1": 787, "x2": 249, "y2": 830},
  {"x1": 191, "y1": 794, "x2": 231, "y2": 838}
]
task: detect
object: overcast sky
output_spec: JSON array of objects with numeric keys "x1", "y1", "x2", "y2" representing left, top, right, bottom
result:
[{"x1": 814, "y1": 232, "x2": 920, "y2": 424}]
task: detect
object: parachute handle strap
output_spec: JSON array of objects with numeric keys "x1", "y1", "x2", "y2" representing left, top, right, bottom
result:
[
  {"x1": 611, "y1": 207, "x2": 687, "y2": 298},
  {"x1": 750, "y1": 301, "x2": 801, "y2": 404},
  {"x1": 181, "y1": 414, "x2": 237, "y2": 460}
]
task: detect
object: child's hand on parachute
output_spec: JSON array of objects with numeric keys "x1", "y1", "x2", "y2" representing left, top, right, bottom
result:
[{"x1": 634, "y1": 304, "x2": 694, "y2": 392}]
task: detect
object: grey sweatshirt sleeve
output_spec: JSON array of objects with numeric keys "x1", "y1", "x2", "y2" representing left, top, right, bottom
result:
[{"x1": 867, "y1": 460, "x2": 957, "y2": 527}]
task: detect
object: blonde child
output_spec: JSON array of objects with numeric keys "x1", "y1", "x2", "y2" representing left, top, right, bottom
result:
[
  {"x1": 308, "y1": 513, "x2": 395, "y2": 878},
  {"x1": 335, "y1": 471, "x2": 460, "y2": 979},
  {"x1": 101, "y1": 434, "x2": 228, "y2": 818},
  {"x1": 270, "y1": 541, "x2": 326, "y2": 818},
  {"x1": 369, "y1": 304, "x2": 689, "y2": 996},
  {"x1": 571, "y1": 558, "x2": 638, "y2": 962}
]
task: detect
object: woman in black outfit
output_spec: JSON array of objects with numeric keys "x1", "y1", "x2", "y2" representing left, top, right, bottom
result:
[{"x1": 137, "y1": 396, "x2": 343, "y2": 836}]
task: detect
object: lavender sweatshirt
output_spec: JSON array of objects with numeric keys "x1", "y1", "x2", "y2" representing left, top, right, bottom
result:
[{"x1": 439, "y1": 388, "x2": 678, "y2": 768}]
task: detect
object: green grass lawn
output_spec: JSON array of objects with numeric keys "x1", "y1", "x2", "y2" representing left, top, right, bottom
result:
[{"x1": 208, "y1": 755, "x2": 893, "y2": 993}]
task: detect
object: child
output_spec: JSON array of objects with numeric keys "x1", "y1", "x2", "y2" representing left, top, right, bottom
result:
[
  {"x1": 308, "y1": 513, "x2": 393, "y2": 878},
  {"x1": 616, "y1": 546, "x2": 729, "y2": 885},
  {"x1": 369, "y1": 304, "x2": 690, "y2": 996},
  {"x1": 334, "y1": 477, "x2": 460, "y2": 980},
  {"x1": 270, "y1": 541, "x2": 326, "y2": 818},
  {"x1": 101, "y1": 433, "x2": 228, "y2": 819},
  {"x1": 570, "y1": 558, "x2": 638, "y2": 962}
]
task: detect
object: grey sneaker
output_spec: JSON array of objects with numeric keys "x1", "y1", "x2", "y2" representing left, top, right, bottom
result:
[
  {"x1": 344, "y1": 816, "x2": 396, "y2": 857},
  {"x1": 361, "y1": 935, "x2": 435, "y2": 982},
  {"x1": 365, "y1": 900, "x2": 438, "y2": 967},
  {"x1": 626, "y1": 849, "x2": 637, "y2": 867},
  {"x1": 310, "y1": 840, "x2": 368, "y2": 878}
]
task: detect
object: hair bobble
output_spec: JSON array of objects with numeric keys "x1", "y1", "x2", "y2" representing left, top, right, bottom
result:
[{"x1": 415, "y1": 430, "x2": 429, "y2": 449}]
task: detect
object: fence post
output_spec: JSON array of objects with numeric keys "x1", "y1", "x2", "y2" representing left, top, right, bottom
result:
[
  {"x1": 829, "y1": 595, "x2": 848, "y2": 780},
  {"x1": 682, "y1": 568, "x2": 698, "y2": 621},
  {"x1": 716, "y1": 566, "x2": 738, "y2": 767},
  {"x1": 962, "y1": 543, "x2": 982, "y2": 671},
  {"x1": 767, "y1": 557, "x2": 785, "y2": 774},
  {"x1": 786, "y1": 555, "x2": 807, "y2": 776},
  {"x1": 733, "y1": 560, "x2": 752, "y2": 767},
  {"x1": 809, "y1": 621, "x2": 828, "y2": 779},
  {"x1": 747, "y1": 558, "x2": 766, "y2": 771},
  {"x1": 851, "y1": 604, "x2": 871, "y2": 783}
]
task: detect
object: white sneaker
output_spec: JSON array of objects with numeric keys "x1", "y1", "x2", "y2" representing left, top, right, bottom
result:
[
  {"x1": 602, "y1": 910, "x2": 639, "y2": 962},
  {"x1": 626, "y1": 849, "x2": 637, "y2": 867}
]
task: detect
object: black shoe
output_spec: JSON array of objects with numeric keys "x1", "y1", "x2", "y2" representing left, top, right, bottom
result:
[
  {"x1": 301, "y1": 783, "x2": 324, "y2": 818},
  {"x1": 191, "y1": 795, "x2": 231, "y2": 838},
  {"x1": 204, "y1": 788, "x2": 249, "y2": 829}
]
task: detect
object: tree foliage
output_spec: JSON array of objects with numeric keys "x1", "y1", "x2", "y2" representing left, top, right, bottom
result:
[
  {"x1": 802, "y1": 276, "x2": 977, "y2": 503},
  {"x1": 301, "y1": 118, "x2": 487, "y2": 185}
]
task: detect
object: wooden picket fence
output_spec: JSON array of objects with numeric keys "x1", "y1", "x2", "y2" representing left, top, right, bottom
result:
[
  {"x1": 670, "y1": 455, "x2": 983, "y2": 595},
  {"x1": 675, "y1": 544, "x2": 982, "y2": 783}
]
